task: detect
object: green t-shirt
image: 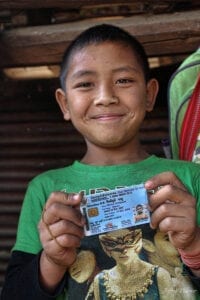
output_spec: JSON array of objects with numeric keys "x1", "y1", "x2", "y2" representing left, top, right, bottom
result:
[{"x1": 13, "y1": 155, "x2": 200, "y2": 300}]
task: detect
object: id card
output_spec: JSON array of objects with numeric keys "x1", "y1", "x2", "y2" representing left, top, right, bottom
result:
[{"x1": 81, "y1": 184, "x2": 150, "y2": 236}]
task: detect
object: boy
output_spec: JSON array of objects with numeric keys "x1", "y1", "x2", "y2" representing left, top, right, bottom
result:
[{"x1": 1, "y1": 24, "x2": 200, "y2": 300}]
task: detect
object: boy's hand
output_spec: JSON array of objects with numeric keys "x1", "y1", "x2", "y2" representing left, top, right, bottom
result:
[
  {"x1": 145, "y1": 172, "x2": 199, "y2": 252},
  {"x1": 38, "y1": 192, "x2": 85, "y2": 269}
]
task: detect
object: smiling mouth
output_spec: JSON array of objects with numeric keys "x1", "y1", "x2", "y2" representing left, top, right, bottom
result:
[{"x1": 92, "y1": 113, "x2": 125, "y2": 121}]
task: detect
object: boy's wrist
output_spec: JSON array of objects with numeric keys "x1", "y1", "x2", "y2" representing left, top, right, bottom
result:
[
  {"x1": 178, "y1": 227, "x2": 200, "y2": 254},
  {"x1": 177, "y1": 228, "x2": 200, "y2": 270},
  {"x1": 39, "y1": 251, "x2": 67, "y2": 293},
  {"x1": 42, "y1": 251, "x2": 68, "y2": 271},
  {"x1": 178, "y1": 248, "x2": 200, "y2": 270}
]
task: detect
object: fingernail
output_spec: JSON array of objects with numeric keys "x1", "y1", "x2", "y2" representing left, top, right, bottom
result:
[
  {"x1": 72, "y1": 194, "x2": 80, "y2": 201},
  {"x1": 145, "y1": 181, "x2": 153, "y2": 188}
]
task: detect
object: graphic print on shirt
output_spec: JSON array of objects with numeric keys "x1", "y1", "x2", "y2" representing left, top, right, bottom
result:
[{"x1": 67, "y1": 227, "x2": 196, "y2": 300}]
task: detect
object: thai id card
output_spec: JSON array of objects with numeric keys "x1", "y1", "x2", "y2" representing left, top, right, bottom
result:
[{"x1": 81, "y1": 184, "x2": 150, "y2": 236}]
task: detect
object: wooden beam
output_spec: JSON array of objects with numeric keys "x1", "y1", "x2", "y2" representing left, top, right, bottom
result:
[
  {"x1": 0, "y1": 0, "x2": 197, "y2": 10},
  {"x1": 0, "y1": 10, "x2": 199, "y2": 68},
  {"x1": 0, "y1": 0, "x2": 128, "y2": 9}
]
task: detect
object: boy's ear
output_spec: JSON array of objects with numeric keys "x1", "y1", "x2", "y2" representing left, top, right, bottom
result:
[
  {"x1": 55, "y1": 88, "x2": 71, "y2": 121},
  {"x1": 145, "y1": 78, "x2": 159, "y2": 112}
]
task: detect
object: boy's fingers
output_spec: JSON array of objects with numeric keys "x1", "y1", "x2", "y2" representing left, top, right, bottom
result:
[
  {"x1": 148, "y1": 184, "x2": 195, "y2": 210},
  {"x1": 49, "y1": 219, "x2": 84, "y2": 240},
  {"x1": 43, "y1": 203, "x2": 84, "y2": 226},
  {"x1": 150, "y1": 203, "x2": 196, "y2": 230},
  {"x1": 41, "y1": 191, "x2": 84, "y2": 225},
  {"x1": 45, "y1": 192, "x2": 82, "y2": 210},
  {"x1": 145, "y1": 171, "x2": 187, "y2": 192}
]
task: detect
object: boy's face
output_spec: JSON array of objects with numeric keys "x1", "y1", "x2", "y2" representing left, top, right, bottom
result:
[{"x1": 56, "y1": 42, "x2": 158, "y2": 150}]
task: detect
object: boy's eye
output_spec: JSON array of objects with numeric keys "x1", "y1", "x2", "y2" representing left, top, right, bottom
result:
[
  {"x1": 116, "y1": 78, "x2": 134, "y2": 85},
  {"x1": 75, "y1": 82, "x2": 93, "y2": 89}
]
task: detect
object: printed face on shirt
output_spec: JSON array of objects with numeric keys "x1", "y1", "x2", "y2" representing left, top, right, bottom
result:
[
  {"x1": 57, "y1": 42, "x2": 157, "y2": 150},
  {"x1": 100, "y1": 228, "x2": 142, "y2": 264}
]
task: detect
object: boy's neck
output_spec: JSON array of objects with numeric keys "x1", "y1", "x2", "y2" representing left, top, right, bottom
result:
[{"x1": 81, "y1": 143, "x2": 150, "y2": 166}]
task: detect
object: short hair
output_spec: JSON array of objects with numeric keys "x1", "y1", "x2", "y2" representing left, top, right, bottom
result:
[
  {"x1": 59, "y1": 24, "x2": 150, "y2": 90},
  {"x1": 136, "y1": 204, "x2": 143, "y2": 210}
]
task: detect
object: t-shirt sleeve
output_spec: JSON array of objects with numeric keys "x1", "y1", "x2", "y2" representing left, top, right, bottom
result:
[
  {"x1": 13, "y1": 176, "x2": 50, "y2": 254},
  {"x1": 1, "y1": 250, "x2": 67, "y2": 300}
]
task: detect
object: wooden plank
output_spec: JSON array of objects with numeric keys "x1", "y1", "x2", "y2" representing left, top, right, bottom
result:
[
  {"x1": 0, "y1": 10, "x2": 199, "y2": 67},
  {"x1": 0, "y1": 0, "x2": 190, "y2": 10},
  {"x1": 0, "y1": 0, "x2": 128, "y2": 9}
]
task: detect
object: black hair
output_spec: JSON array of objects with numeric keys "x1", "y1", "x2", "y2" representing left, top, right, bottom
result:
[
  {"x1": 59, "y1": 23, "x2": 150, "y2": 90},
  {"x1": 136, "y1": 204, "x2": 143, "y2": 209}
]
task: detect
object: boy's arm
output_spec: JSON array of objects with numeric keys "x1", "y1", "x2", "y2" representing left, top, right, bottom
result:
[
  {"x1": 2, "y1": 191, "x2": 85, "y2": 298},
  {"x1": 1, "y1": 250, "x2": 67, "y2": 300},
  {"x1": 37, "y1": 192, "x2": 85, "y2": 291},
  {"x1": 178, "y1": 229, "x2": 200, "y2": 278}
]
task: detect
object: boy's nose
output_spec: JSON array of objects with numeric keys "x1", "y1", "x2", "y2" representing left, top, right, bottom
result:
[
  {"x1": 94, "y1": 86, "x2": 119, "y2": 106},
  {"x1": 94, "y1": 95, "x2": 119, "y2": 106}
]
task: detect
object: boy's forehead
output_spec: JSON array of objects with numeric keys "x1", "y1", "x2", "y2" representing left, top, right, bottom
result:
[
  {"x1": 67, "y1": 42, "x2": 141, "y2": 77},
  {"x1": 72, "y1": 41, "x2": 135, "y2": 61}
]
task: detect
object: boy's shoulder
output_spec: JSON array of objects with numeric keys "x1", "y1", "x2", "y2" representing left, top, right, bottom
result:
[
  {"x1": 157, "y1": 156, "x2": 200, "y2": 171},
  {"x1": 30, "y1": 163, "x2": 75, "y2": 187},
  {"x1": 144, "y1": 156, "x2": 200, "y2": 183}
]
